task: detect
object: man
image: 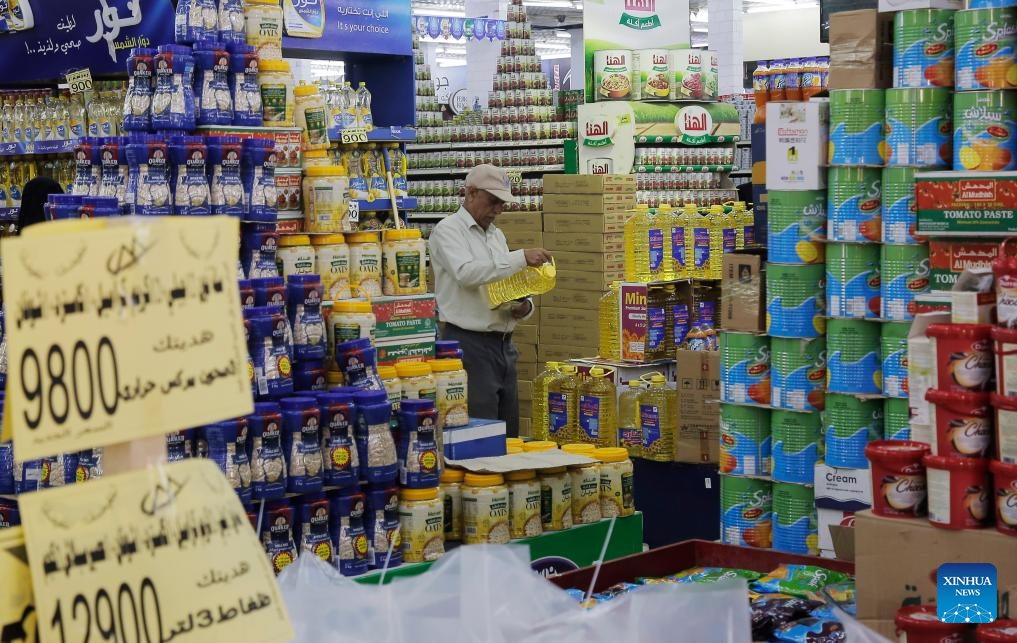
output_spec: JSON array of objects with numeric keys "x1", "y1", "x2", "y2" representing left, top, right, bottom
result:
[{"x1": 428, "y1": 164, "x2": 553, "y2": 437}]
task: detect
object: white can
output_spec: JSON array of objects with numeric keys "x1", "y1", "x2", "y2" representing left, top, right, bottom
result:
[{"x1": 593, "y1": 50, "x2": 633, "y2": 102}]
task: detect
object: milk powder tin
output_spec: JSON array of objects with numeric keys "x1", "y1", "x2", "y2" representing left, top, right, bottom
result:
[
  {"x1": 720, "y1": 474, "x2": 772, "y2": 549},
  {"x1": 826, "y1": 242, "x2": 881, "y2": 319},
  {"x1": 885, "y1": 397, "x2": 913, "y2": 440},
  {"x1": 720, "y1": 332, "x2": 771, "y2": 406},
  {"x1": 767, "y1": 191, "x2": 827, "y2": 265},
  {"x1": 720, "y1": 404, "x2": 772, "y2": 477},
  {"x1": 954, "y1": 90, "x2": 1017, "y2": 171},
  {"x1": 884, "y1": 88, "x2": 952, "y2": 167},
  {"x1": 881, "y1": 244, "x2": 931, "y2": 321},
  {"x1": 882, "y1": 321, "x2": 912, "y2": 398},
  {"x1": 766, "y1": 263, "x2": 826, "y2": 338},
  {"x1": 770, "y1": 337, "x2": 827, "y2": 412},
  {"x1": 827, "y1": 319, "x2": 883, "y2": 395},
  {"x1": 893, "y1": 9, "x2": 956, "y2": 88},
  {"x1": 954, "y1": 8, "x2": 1017, "y2": 91},
  {"x1": 827, "y1": 167, "x2": 883, "y2": 242}
]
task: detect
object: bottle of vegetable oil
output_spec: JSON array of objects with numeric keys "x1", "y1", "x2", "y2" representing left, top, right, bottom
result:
[
  {"x1": 531, "y1": 362, "x2": 561, "y2": 441},
  {"x1": 645, "y1": 286, "x2": 671, "y2": 361},
  {"x1": 624, "y1": 203, "x2": 652, "y2": 282},
  {"x1": 686, "y1": 204, "x2": 710, "y2": 280},
  {"x1": 665, "y1": 202, "x2": 687, "y2": 280},
  {"x1": 598, "y1": 282, "x2": 621, "y2": 360},
  {"x1": 547, "y1": 364, "x2": 580, "y2": 444},
  {"x1": 733, "y1": 201, "x2": 755, "y2": 248},
  {"x1": 656, "y1": 203, "x2": 676, "y2": 281},
  {"x1": 639, "y1": 374, "x2": 674, "y2": 462},
  {"x1": 707, "y1": 205, "x2": 733, "y2": 280},
  {"x1": 647, "y1": 206, "x2": 668, "y2": 282},
  {"x1": 617, "y1": 380, "x2": 643, "y2": 455},
  {"x1": 578, "y1": 367, "x2": 617, "y2": 447},
  {"x1": 667, "y1": 286, "x2": 690, "y2": 349}
]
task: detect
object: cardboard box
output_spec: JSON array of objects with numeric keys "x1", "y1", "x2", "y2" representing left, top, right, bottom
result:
[
  {"x1": 855, "y1": 511, "x2": 1017, "y2": 620},
  {"x1": 674, "y1": 350, "x2": 720, "y2": 464},
  {"x1": 376, "y1": 333, "x2": 436, "y2": 365},
  {"x1": 552, "y1": 250, "x2": 626, "y2": 272},
  {"x1": 541, "y1": 325, "x2": 600, "y2": 347},
  {"x1": 373, "y1": 295, "x2": 436, "y2": 340},
  {"x1": 504, "y1": 230, "x2": 543, "y2": 248},
  {"x1": 929, "y1": 239, "x2": 1001, "y2": 289},
  {"x1": 721, "y1": 251, "x2": 766, "y2": 332},
  {"x1": 443, "y1": 418, "x2": 507, "y2": 460},
  {"x1": 765, "y1": 101, "x2": 830, "y2": 191},
  {"x1": 515, "y1": 324, "x2": 538, "y2": 345},
  {"x1": 556, "y1": 270, "x2": 623, "y2": 292},
  {"x1": 818, "y1": 508, "x2": 856, "y2": 557},
  {"x1": 543, "y1": 232, "x2": 625, "y2": 253},
  {"x1": 815, "y1": 462, "x2": 873, "y2": 511},
  {"x1": 517, "y1": 361, "x2": 539, "y2": 381},
  {"x1": 497, "y1": 212, "x2": 543, "y2": 233},
  {"x1": 545, "y1": 288, "x2": 607, "y2": 310},
  {"x1": 828, "y1": 9, "x2": 893, "y2": 89},
  {"x1": 879, "y1": 0, "x2": 960, "y2": 10},
  {"x1": 518, "y1": 417, "x2": 532, "y2": 438},
  {"x1": 543, "y1": 211, "x2": 628, "y2": 234},
  {"x1": 516, "y1": 342, "x2": 537, "y2": 363},
  {"x1": 916, "y1": 171, "x2": 1017, "y2": 236},
  {"x1": 543, "y1": 193, "x2": 636, "y2": 214},
  {"x1": 539, "y1": 344, "x2": 598, "y2": 363},
  {"x1": 518, "y1": 380, "x2": 533, "y2": 401},
  {"x1": 543, "y1": 174, "x2": 637, "y2": 194},
  {"x1": 541, "y1": 306, "x2": 601, "y2": 328},
  {"x1": 518, "y1": 399, "x2": 532, "y2": 419}
]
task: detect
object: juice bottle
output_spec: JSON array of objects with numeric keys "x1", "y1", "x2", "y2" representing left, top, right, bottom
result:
[
  {"x1": 598, "y1": 282, "x2": 621, "y2": 360},
  {"x1": 768, "y1": 59, "x2": 786, "y2": 102},
  {"x1": 624, "y1": 203, "x2": 653, "y2": 282},
  {"x1": 752, "y1": 61, "x2": 769, "y2": 124},
  {"x1": 617, "y1": 380, "x2": 643, "y2": 455},
  {"x1": 639, "y1": 374, "x2": 674, "y2": 462},
  {"x1": 686, "y1": 204, "x2": 709, "y2": 280},
  {"x1": 578, "y1": 367, "x2": 617, "y2": 447},
  {"x1": 547, "y1": 364, "x2": 579, "y2": 444},
  {"x1": 785, "y1": 58, "x2": 803, "y2": 101},
  {"x1": 645, "y1": 286, "x2": 671, "y2": 362},
  {"x1": 531, "y1": 362, "x2": 561, "y2": 441},
  {"x1": 707, "y1": 205, "x2": 732, "y2": 280}
]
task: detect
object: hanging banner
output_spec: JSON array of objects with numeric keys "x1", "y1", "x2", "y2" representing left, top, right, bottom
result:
[
  {"x1": 0, "y1": 528, "x2": 35, "y2": 643},
  {"x1": 282, "y1": 0, "x2": 412, "y2": 56},
  {"x1": 0, "y1": 0, "x2": 174, "y2": 84},
  {"x1": 413, "y1": 15, "x2": 507, "y2": 41}
]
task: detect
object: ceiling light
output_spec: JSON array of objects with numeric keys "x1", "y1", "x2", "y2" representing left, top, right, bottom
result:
[
  {"x1": 435, "y1": 57, "x2": 468, "y2": 67},
  {"x1": 554, "y1": 30, "x2": 572, "y2": 38},
  {"x1": 540, "y1": 52, "x2": 572, "y2": 60},
  {"x1": 412, "y1": 7, "x2": 466, "y2": 17},
  {"x1": 523, "y1": 0, "x2": 576, "y2": 7}
]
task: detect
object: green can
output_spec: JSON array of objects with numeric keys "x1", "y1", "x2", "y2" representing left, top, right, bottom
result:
[
  {"x1": 825, "y1": 393, "x2": 884, "y2": 468},
  {"x1": 767, "y1": 190, "x2": 827, "y2": 264},
  {"x1": 829, "y1": 89, "x2": 886, "y2": 166},
  {"x1": 720, "y1": 474, "x2": 773, "y2": 549},
  {"x1": 882, "y1": 167, "x2": 920, "y2": 244},
  {"x1": 885, "y1": 397, "x2": 912, "y2": 440},
  {"x1": 772, "y1": 481, "x2": 818, "y2": 555},
  {"x1": 771, "y1": 411, "x2": 821, "y2": 485},
  {"x1": 720, "y1": 332, "x2": 771, "y2": 406},
  {"x1": 881, "y1": 244, "x2": 931, "y2": 321},
  {"x1": 885, "y1": 88, "x2": 952, "y2": 169},
  {"x1": 882, "y1": 321, "x2": 912, "y2": 398},
  {"x1": 827, "y1": 167, "x2": 883, "y2": 242},
  {"x1": 954, "y1": 90, "x2": 1017, "y2": 171},
  {"x1": 826, "y1": 242, "x2": 881, "y2": 319},
  {"x1": 766, "y1": 263, "x2": 826, "y2": 339},
  {"x1": 827, "y1": 319, "x2": 882, "y2": 394},
  {"x1": 720, "y1": 404, "x2": 771, "y2": 477},
  {"x1": 955, "y1": 8, "x2": 1017, "y2": 92},
  {"x1": 893, "y1": 9, "x2": 956, "y2": 88},
  {"x1": 770, "y1": 337, "x2": 826, "y2": 412}
]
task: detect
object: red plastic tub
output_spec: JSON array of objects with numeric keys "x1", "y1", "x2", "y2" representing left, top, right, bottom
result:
[
  {"x1": 978, "y1": 619, "x2": 1017, "y2": 642},
  {"x1": 895, "y1": 605, "x2": 969, "y2": 643},
  {"x1": 993, "y1": 238, "x2": 1017, "y2": 328},
  {"x1": 866, "y1": 440, "x2": 931, "y2": 518},
  {"x1": 924, "y1": 454, "x2": 991, "y2": 530},
  {"x1": 992, "y1": 327, "x2": 1017, "y2": 397},
  {"x1": 927, "y1": 323, "x2": 995, "y2": 393},
  {"x1": 926, "y1": 389, "x2": 994, "y2": 458},
  {"x1": 990, "y1": 393, "x2": 1017, "y2": 464},
  {"x1": 990, "y1": 459, "x2": 1017, "y2": 537}
]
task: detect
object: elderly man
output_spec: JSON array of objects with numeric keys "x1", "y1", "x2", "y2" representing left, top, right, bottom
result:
[{"x1": 427, "y1": 164, "x2": 553, "y2": 437}]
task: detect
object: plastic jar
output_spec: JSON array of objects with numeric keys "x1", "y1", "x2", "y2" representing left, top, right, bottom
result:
[
  {"x1": 432, "y1": 358, "x2": 469, "y2": 429},
  {"x1": 382, "y1": 229, "x2": 428, "y2": 296},
  {"x1": 294, "y1": 83, "x2": 330, "y2": 151},
  {"x1": 245, "y1": 0, "x2": 283, "y2": 61},
  {"x1": 462, "y1": 473, "x2": 510, "y2": 544},
  {"x1": 506, "y1": 437, "x2": 524, "y2": 450},
  {"x1": 303, "y1": 166, "x2": 348, "y2": 233},
  {"x1": 992, "y1": 393, "x2": 1017, "y2": 463},
  {"x1": 523, "y1": 440, "x2": 557, "y2": 453},
  {"x1": 312, "y1": 234, "x2": 352, "y2": 301},
  {"x1": 347, "y1": 231, "x2": 383, "y2": 297},
  {"x1": 595, "y1": 447, "x2": 635, "y2": 518},
  {"x1": 303, "y1": 149, "x2": 330, "y2": 168},
  {"x1": 924, "y1": 454, "x2": 991, "y2": 529},
  {"x1": 562, "y1": 444, "x2": 602, "y2": 525},
  {"x1": 506, "y1": 469, "x2": 542, "y2": 539},
  {"x1": 990, "y1": 459, "x2": 1017, "y2": 537},
  {"x1": 864, "y1": 440, "x2": 931, "y2": 518},
  {"x1": 279, "y1": 397, "x2": 323, "y2": 494},
  {"x1": 396, "y1": 362, "x2": 436, "y2": 400},
  {"x1": 378, "y1": 365, "x2": 403, "y2": 426},
  {"x1": 353, "y1": 389, "x2": 398, "y2": 485},
  {"x1": 926, "y1": 389, "x2": 993, "y2": 458},
  {"x1": 398, "y1": 487, "x2": 445, "y2": 563},
  {"x1": 315, "y1": 389, "x2": 358, "y2": 489},
  {"x1": 276, "y1": 235, "x2": 315, "y2": 279},
  {"x1": 539, "y1": 467, "x2": 573, "y2": 531},
  {"x1": 329, "y1": 490, "x2": 369, "y2": 576},
  {"x1": 258, "y1": 59, "x2": 294, "y2": 125},
  {"x1": 329, "y1": 300, "x2": 375, "y2": 361},
  {"x1": 895, "y1": 605, "x2": 969, "y2": 643},
  {"x1": 978, "y1": 620, "x2": 1017, "y2": 642},
  {"x1": 440, "y1": 467, "x2": 464, "y2": 541},
  {"x1": 927, "y1": 323, "x2": 995, "y2": 393},
  {"x1": 507, "y1": 445, "x2": 523, "y2": 454}
]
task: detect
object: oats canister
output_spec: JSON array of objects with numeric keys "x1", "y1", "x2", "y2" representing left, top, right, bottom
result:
[
  {"x1": 312, "y1": 234, "x2": 351, "y2": 301},
  {"x1": 595, "y1": 447, "x2": 634, "y2": 518},
  {"x1": 462, "y1": 473, "x2": 510, "y2": 544},
  {"x1": 303, "y1": 166, "x2": 348, "y2": 233},
  {"x1": 432, "y1": 358, "x2": 469, "y2": 429},
  {"x1": 382, "y1": 228, "x2": 427, "y2": 296},
  {"x1": 561, "y1": 444, "x2": 601, "y2": 525},
  {"x1": 398, "y1": 487, "x2": 445, "y2": 563},
  {"x1": 505, "y1": 469, "x2": 542, "y2": 539},
  {"x1": 258, "y1": 58, "x2": 293, "y2": 125},
  {"x1": 440, "y1": 467, "x2": 464, "y2": 541},
  {"x1": 347, "y1": 231, "x2": 383, "y2": 298},
  {"x1": 276, "y1": 234, "x2": 315, "y2": 279},
  {"x1": 540, "y1": 466, "x2": 573, "y2": 532}
]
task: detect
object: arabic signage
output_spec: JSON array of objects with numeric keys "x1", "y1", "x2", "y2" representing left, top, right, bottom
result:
[
  {"x1": 915, "y1": 172, "x2": 1017, "y2": 236},
  {"x1": 1, "y1": 217, "x2": 252, "y2": 460},
  {"x1": 413, "y1": 15, "x2": 506, "y2": 41},
  {"x1": 20, "y1": 459, "x2": 293, "y2": 643},
  {"x1": 576, "y1": 102, "x2": 636, "y2": 175},
  {"x1": 282, "y1": 0, "x2": 411, "y2": 57},
  {"x1": 620, "y1": 283, "x2": 649, "y2": 362},
  {"x1": 0, "y1": 0, "x2": 174, "y2": 84}
]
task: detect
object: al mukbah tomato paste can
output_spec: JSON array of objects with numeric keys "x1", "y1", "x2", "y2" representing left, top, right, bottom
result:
[
  {"x1": 924, "y1": 453, "x2": 992, "y2": 529},
  {"x1": 926, "y1": 388, "x2": 995, "y2": 458},
  {"x1": 866, "y1": 440, "x2": 931, "y2": 517},
  {"x1": 927, "y1": 323, "x2": 995, "y2": 393}
]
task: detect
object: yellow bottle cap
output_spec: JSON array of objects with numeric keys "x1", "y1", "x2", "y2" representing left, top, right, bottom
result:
[
  {"x1": 589, "y1": 367, "x2": 612, "y2": 378},
  {"x1": 304, "y1": 149, "x2": 329, "y2": 159},
  {"x1": 311, "y1": 234, "x2": 346, "y2": 245},
  {"x1": 377, "y1": 365, "x2": 398, "y2": 381},
  {"x1": 559, "y1": 365, "x2": 577, "y2": 374},
  {"x1": 331, "y1": 300, "x2": 373, "y2": 313},
  {"x1": 544, "y1": 361, "x2": 559, "y2": 369},
  {"x1": 294, "y1": 84, "x2": 320, "y2": 97},
  {"x1": 396, "y1": 362, "x2": 432, "y2": 378},
  {"x1": 258, "y1": 60, "x2": 290, "y2": 73},
  {"x1": 346, "y1": 231, "x2": 381, "y2": 243},
  {"x1": 594, "y1": 447, "x2": 630, "y2": 463},
  {"x1": 505, "y1": 469, "x2": 536, "y2": 481},
  {"x1": 522, "y1": 440, "x2": 557, "y2": 452},
  {"x1": 650, "y1": 375, "x2": 666, "y2": 384},
  {"x1": 440, "y1": 468, "x2": 465, "y2": 483},
  {"x1": 278, "y1": 234, "x2": 311, "y2": 247},
  {"x1": 400, "y1": 487, "x2": 439, "y2": 501},
  {"x1": 561, "y1": 444, "x2": 596, "y2": 456},
  {"x1": 326, "y1": 370, "x2": 343, "y2": 386},
  {"x1": 464, "y1": 473, "x2": 505, "y2": 487},
  {"x1": 383, "y1": 229, "x2": 422, "y2": 241},
  {"x1": 430, "y1": 358, "x2": 464, "y2": 373},
  {"x1": 505, "y1": 437, "x2": 524, "y2": 448},
  {"x1": 304, "y1": 165, "x2": 347, "y2": 177},
  {"x1": 506, "y1": 445, "x2": 523, "y2": 454}
]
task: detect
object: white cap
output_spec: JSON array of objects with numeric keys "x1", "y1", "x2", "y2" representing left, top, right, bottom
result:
[{"x1": 464, "y1": 164, "x2": 518, "y2": 204}]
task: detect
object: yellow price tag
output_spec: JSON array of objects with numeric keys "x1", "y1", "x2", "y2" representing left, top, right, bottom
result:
[
  {"x1": 340, "y1": 128, "x2": 369, "y2": 144},
  {"x1": 506, "y1": 171, "x2": 523, "y2": 186},
  {"x1": 19, "y1": 460, "x2": 293, "y2": 643},
  {"x1": 65, "y1": 69, "x2": 93, "y2": 95},
  {"x1": 1, "y1": 217, "x2": 253, "y2": 459},
  {"x1": 0, "y1": 528, "x2": 36, "y2": 642}
]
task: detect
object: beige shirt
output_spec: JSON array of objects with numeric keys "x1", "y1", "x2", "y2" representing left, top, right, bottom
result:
[{"x1": 428, "y1": 206, "x2": 532, "y2": 333}]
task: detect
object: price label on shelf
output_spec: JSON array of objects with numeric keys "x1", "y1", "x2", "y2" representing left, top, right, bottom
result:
[
  {"x1": 1, "y1": 217, "x2": 253, "y2": 459},
  {"x1": 19, "y1": 459, "x2": 293, "y2": 643},
  {"x1": 506, "y1": 171, "x2": 523, "y2": 186},
  {"x1": 340, "y1": 128, "x2": 369, "y2": 144},
  {"x1": 0, "y1": 528, "x2": 34, "y2": 639},
  {"x1": 347, "y1": 200, "x2": 360, "y2": 223},
  {"x1": 65, "y1": 68, "x2": 93, "y2": 95}
]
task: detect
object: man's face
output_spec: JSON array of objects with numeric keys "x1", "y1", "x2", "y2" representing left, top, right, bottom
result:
[{"x1": 465, "y1": 187, "x2": 506, "y2": 229}]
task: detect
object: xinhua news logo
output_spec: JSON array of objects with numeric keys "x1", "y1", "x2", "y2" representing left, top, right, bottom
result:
[{"x1": 937, "y1": 563, "x2": 997, "y2": 624}]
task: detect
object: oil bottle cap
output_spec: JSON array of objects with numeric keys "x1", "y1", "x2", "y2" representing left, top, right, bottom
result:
[
  {"x1": 559, "y1": 365, "x2": 577, "y2": 374},
  {"x1": 589, "y1": 367, "x2": 609, "y2": 378},
  {"x1": 658, "y1": 203, "x2": 673, "y2": 214},
  {"x1": 650, "y1": 374, "x2": 666, "y2": 384}
]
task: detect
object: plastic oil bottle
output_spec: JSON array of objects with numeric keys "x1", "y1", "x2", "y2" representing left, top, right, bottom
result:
[
  {"x1": 624, "y1": 203, "x2": 652, "y2": 282},
  {"x1": 686, "y1": 204, "x2": 710, "y2": 280},
  {"x1": 531, "y1": 362, "x2": 561, "y2": 441},
  {"x1": 547, "y1": 364, "x2": 580, "y2": 444},
  {"x1": 639, "y1": 374, "x2": 674, "y2": 462},
  {"x1": 664, "y1": 202, "x2": 687, "y2": 280},
  {"x1": 645, "y1": 286, "x2": 672, "y2": 362},
  {"x1": 617, "y1": 380, "x2": 643, "y2": 454},
  {"x1": 707, "y1": 204, "x2": 734, "y2": 280},
  {"x1": 668, "y1": 285, "x2": 691, "y2": 350},
  {"x1": 355, "y1": 81, "x2": 374, "y2": 131},
  {"x1": 729, "y1": 201, "x2": 752, "y2": 249},
  {"x1": 577, "y1": 367, "x2": 617, "y2": 447},
  {"x1": 598, "y1": 282, "x2": 621, "y2": 360},
  {"x1": 654, "y1": 204, "x2": 675, "y2": 281}
]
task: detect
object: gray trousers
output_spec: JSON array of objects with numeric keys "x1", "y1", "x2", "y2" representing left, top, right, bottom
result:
[{"x1": 442, "y1": 324, "x2": 520, "y2": 438}]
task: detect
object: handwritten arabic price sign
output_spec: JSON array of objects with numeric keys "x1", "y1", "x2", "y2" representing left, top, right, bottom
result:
[
  {"x1": 1, "y1": 217, "x2": 253, "y2": 460},
  {"x1": 347, "y1": 199, "x2": 361, "y2": 224},
  {"x1": 0, "y1": 528, "x2": 37, "y2": 642},
  {"x1": 65, "y1": 68, "x2": 93, "y2": 95},
  {"x1": 340, "y1": 128, "x2": 369, "y2": 145},
  {"x1": 19, "y1": 459, "x2": 293, "y2": 643}
]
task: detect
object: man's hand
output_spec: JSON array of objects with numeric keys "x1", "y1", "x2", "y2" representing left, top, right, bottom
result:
[
  {"x1": 524, "y1": 248, "x2": 553, "y2": 267},
  {"x1": 511, "y1": 299, "x2": 533, "y2": 319}
]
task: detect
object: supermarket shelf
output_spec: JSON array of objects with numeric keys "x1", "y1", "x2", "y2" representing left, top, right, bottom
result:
[
  {"x1": 407, "y1": 212, "x2": 454, "y2": 220},
  {"x1": 0, "y1": 139, "x2": 76, "y2": 156},
  {"x1": 729, "y1": 171, "x2": 752, "y2": 177},
  {"x1": 194, "y1": 125, "x2": 302, "y2": 134},
  {"x1": 0, "y1": 207, "x2": 18, "y2": 221},
  {"x1": 406, "y1": 139, "x2": 566, "y2": 152},
  {"x1": 407, "y1": 164, "x2": 564, "y2": 177},
  {"x1": 736, "y1": 141, "x2": 752, "y2": 147},
  {"x1": 634, "y1": 135, "x2": 741, "y2": 145},
  {"x1": 327, "y1": 126, "x2": 417, "y2": 143},
  {"x1": 633, "y1": 164, "x2": 738, "y2": 173},
  {"x1": 274, "y1": 197, "x2": 417, "y2": 221}
]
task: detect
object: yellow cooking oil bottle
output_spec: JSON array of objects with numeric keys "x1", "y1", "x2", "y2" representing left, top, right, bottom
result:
[
  {"x1": 638, "y1": 374, "x2": 675, "y2": 462},
  {"x1": 531, "y1": 362, "x2": 561, "y2": 441},
  {"x1": 598, "y1": 282, "x2": 621, "y2": 360},
  {"x1": 624, "y1": 203, "x2": 653, "y2": 282},
  {"x1": 645, "y1": 285, "x2": 672, "y2": 361},
  {"x1": 707, "y1": 204, "x2": 734, "y2": 280},
  {"x1": 686, "y1": 204, "x2": 710, "y2": 280},
  {"x1": 731, "y1": 201, "x2": 755, "y2": 249},
  {"x1": 577, "y1": 367, "x2": 617, "y2": 447},
  {"x1": 656, "y1": 203, "x2": 676, "y2": 281},
  {"x1": 617, "y1": 380, "x2": 643, "y2": 454},
  {"x1": 547, "y1": 364, "x2": 580, "y2": 444},
  {"x1": 664, "y1": 202, "x2": 688, "y2": 280}
]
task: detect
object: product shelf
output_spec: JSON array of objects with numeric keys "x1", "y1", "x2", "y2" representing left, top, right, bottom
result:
[
  {"x1": 274, "y1": 197, "x2": 417, "y2": 223},
  {"x1": 634, "y1": 134, "x2": 740, "y2": 145},
  {"x1": 194, "y1": 125, "x2": 302, "y2": 135},
  {"x1": 0, "y1": 207, "x2": 18, "y2": 221},
  {"x1": 735, "y1": 141, "x2": 752, "y2": 147},
  {"x1": 406, "y1": 139, "x2": 566, "y2": 152},
  {"x1": 326, "y1": 126, "x2": 417, "y2": 144},
  {"x1": 0, "y1": 139, "x2": 77, "y2": 157},
  {"x1": 407, "y1": 164, "x2": 564, "y2": 177},
  {"x1": 729, "y1": 171, "x2": 752, "y2": 177},
  {"x1": 633, "y1": 164, "x2": 738, "y2": 174}
]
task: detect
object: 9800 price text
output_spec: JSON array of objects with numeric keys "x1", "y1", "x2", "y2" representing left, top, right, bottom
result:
[{"x1": 19, "y1": 337, "x2": 120, "y2": 430}]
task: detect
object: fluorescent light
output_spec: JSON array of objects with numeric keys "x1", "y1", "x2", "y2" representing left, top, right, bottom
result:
[
  {"x1": 554, "y1": 30, "x2": 572, "y2": 38},
  {"x1": 540, "y1": 52, "x2": 571, "y2": 60},
  {"x1": 413, "y1": 8, "x2": 466, "y2": 17},
  {"x1": 435, "y1": 57, "x2": 468, "y2": 67},
  {"x1": 523, "y1": 0, "x2": 576, "y2": 7}
]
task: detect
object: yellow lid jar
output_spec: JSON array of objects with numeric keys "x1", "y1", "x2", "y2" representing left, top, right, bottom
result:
[
  {"x1": 378, "y1": 365, "x2": 402, "y2": 408},
  {"x1": 328, "y1": 300, "x2": 375, "y2": 360},
  {"x1": 382, "y1": 228, "x2": 428, "y2": 296},
  {"x1": 245, "y1": 0, "x2": 283, "y2": 61},
  {"x1": 522, "y1": 440, "x2": 557, "y2": 453},
  {"x1": 462, "y1": 473, "x2": 510, "y2": 544},
  {"x1": 302, "y1": 149, "x2": 331, "y2": 169},
  {"x1": 258, "y1": 59, "x2": 293, "y2": 125},
  {"x1": 396, "y1": 362, "x2": 437, "y2": 401},
  {"x1": 276, "y1": 234, "x2": 315, "y2": 279},
  {"x1": 505, "y1": 469, "x2": 542, "y2": 539},
  {"x1": 398, "y1": 487, "x2": 445, "y2": 563},
  {"x1": 431, "y1": 359, "x2": 469, "y2": 429},
  {"x1": 595, "y1": 447, "x2": 635, "y2": 518},
  {"x1": 303, "y1": 166, "x2": 349, "y2": 234},
  {"x1": 562, "y1": 444, "x2": 602, "y2": 525},
  {"x1": 294, "y1": 83, "x2": 331, "y2": 151},
  {"x1": 439, "y1": 468, "x2": 465, "y2": 541},
  {"x1": 539, "y1": 466, "x2": 573, "y2": 532},
  {"x1": 346, "y1": 231, "x2": 383, "y2": 298},
  {"x1": 311, "y1": 234, "x2": 351, "y2": 301}
]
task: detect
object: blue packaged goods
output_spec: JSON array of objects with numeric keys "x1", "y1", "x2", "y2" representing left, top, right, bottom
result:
[
  {"x1": 207, "y1": 136, "x2": 245, "y2": 216},
  {"x1": 217, "y1": 0, "x2": 246, "y2": 44},
  {"x1": 72, "y1": 139, "x2": 101, "y2": 196},
  {"x1": 252, "y1": 276, "x2": 286, "y2": 307},
  {"x1": 773, "y1": 617, "x2": 846, "y2": 642},
  {"x1": 192, "y1": 41, "x2": 233, "y2": 126},
  {"x1": 261, "y1": 499, "x2": 298, "y2": 575},
  {"x1": 365, "y1": 485, "x2": 402, "y2": 569},
  {"x1": 242, "y1": 138, "x2": 278, "y2": 222},
  {"x1": 47, "y1": 193, "x2": 84, "y2": 220},
  {"x1": 287, "y1": 274, "x2": 327, "y2": 361},
  {"x1": 435, "y1": 340, "x2": 462, "y2": 359},
  {"x1": 228, "y1": 43, "x2": 262, "y2": 126},
  {"x1": 175, "y1": 0, "x2": 216, "y2": 44},
  {"x1": 125, "y1": 136, "x2": 172, "y2": 216},
  {"x1": 249, "y1": 402, "x2": 287, "y2": 500},
  {"x1": 336, "y1": 337, "x2": 385, "y2": 391},
  {"x1": 152, "y1": 45, "x2": 196, "y2": 130},
  {"x1": 0, "y1": 497, "x2": 19, "y2": 529},
  {"x1": 751, "y1": 597, "x2": 825, "y2": 641},
  {"x1": 80, "y1": 196, "x2": 119, "y2": 219},
  {"x1": 397, "y1": 398, "x2": 441, "y2": 488},
  {"x1": 0, "y1": 441, "x2": 13, "y2": 494},
  {"x1": 169, "y1": 136, "x2": 210, "y2": 215},
  {"x1": 245, "y1": 306, "x2": 293, "y2": 398},
  {"x1": 203, "y1": 419, "x2": 252, "y2": 503},
  {"x1": 443, "y1": 418, "x2": 508, "y2": 460},
  {"x1": 123, "y1": 48, "x2": 156, "y2": 131},
  {"x1": 76, "y1": 449, "x2": 102, "y2": 484},
  {"x1": 241, "y1": 226, "x2": 279, "y2": 279},
  {"x1": 296, "y1": 493, "x2": 334, "y2": 566},
  {"x1": 99, "y1": 138, "x2": 128, "y2": 208},
  {"x1": 239, "y1": 279, "x2": 255, "y2": 309},
  {"x1": 294, "y1": 359, "x2": 327, "y2": 392},
  {"x1": 315, "y1": 389, "x2": 359, "y2": 488},
  {"x1": 166, "y1": 430, "x2": 195, "y2": 461},
  {"x1": 354, "y1": 389, "x2": 398, "y2": 485},
  {"x1": 329, "y1": 490, "x2": 370, "y2": 576},
  {"x1": 280, "y1": 397, "x2": 324, "y2": 494}
]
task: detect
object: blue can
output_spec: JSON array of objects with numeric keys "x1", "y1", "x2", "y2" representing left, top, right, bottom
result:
[
  {"x1": 294, "y1": 359, "x2": 328, "y2": 393},
  {"x1": 435, "y1": 340, "x2": 463, "y2": 359},
  {"x1": 0, "y1": 441, "x2": 14, "y2": 494},
  {"x1": 228, "y1": 44, "x2": 262, "y2": 126},
  {"x1": 329, "y1": 490, "x2": 370, "y2": 576},
  {"x1": 262, "y1": 500, "x2": 298, "y2": 575},
  {"x1": 203, "y1": 419, "x2": 252, "y2": 503},
  {"x1": 280, "y1": 397, "x2": 323, "y2": 494},
  {"x1": 316, "y1": 389, "x2": 359, "y2": 489},
  {"x1": 47, "y1": 193, "x2": 84, "y2": 220},
  {"x1": 337, "y1": 338, "x2": 385, "y2": 392},
  {"x1": 245, "y1": 306, "x2": 293, "y2": 399},
  {"x1": 248, "y1": 402, "x2": 287, "y2": 500},
  {"x1": 123, "y1": 48, "x2": 155, "y2": 132}
]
